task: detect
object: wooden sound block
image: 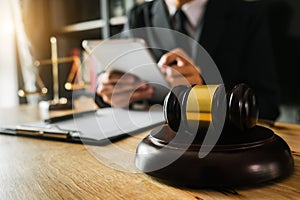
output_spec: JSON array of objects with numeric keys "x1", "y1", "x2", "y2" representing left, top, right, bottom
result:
[{"x1": 135, "y1": 125, "x2": 294, "y2": 188}]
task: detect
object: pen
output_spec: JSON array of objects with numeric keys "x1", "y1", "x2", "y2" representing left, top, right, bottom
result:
[{"x1": 44, "y1": 110, "x2": 96, "y2": 123}]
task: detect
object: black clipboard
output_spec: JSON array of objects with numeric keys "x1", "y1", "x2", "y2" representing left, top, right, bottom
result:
[{"x1": 0, "y1": 108, "x2": 165, "y2": 145}]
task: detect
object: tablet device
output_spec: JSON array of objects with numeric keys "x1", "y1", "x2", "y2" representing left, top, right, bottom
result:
[{"x1": 82, "y1": 38, "x2": 170, "y2": 103}]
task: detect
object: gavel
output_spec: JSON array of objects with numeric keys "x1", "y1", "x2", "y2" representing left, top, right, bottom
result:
[
  {"x1": 136, "y1": 83, "x2": 294, "y2": 188},
  {"x1": 163, "y1": 83, "x2": 259, "y2": 133}
]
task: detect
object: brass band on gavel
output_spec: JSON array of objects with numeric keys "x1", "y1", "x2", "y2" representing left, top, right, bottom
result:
[{"x1": 185, "y1": 85, "x2": 221, "y2": 130}]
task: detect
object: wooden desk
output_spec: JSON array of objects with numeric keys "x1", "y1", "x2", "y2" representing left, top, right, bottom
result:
[{"x1": 0, "y1": 105, "x2": 299, "y2": 199}]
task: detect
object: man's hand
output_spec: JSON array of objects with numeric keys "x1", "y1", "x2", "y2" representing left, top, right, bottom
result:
[
  {"x1": 158, "y1": 48, "x2": 203, "y2": 87},
  {"x1": 96, "y1": 70, "x2": 154, "y2": 108}
]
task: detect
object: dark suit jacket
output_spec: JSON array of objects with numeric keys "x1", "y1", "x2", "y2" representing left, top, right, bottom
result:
[{"x1": 124, "y1": 0, "x2": 280, "y2": 120}]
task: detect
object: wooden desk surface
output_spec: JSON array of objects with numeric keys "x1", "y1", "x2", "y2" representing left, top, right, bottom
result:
[{"x1": 0, "y1": 104, "x2": 300, "y2": 200}]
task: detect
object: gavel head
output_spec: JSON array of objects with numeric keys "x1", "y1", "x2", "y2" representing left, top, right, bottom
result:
[{"x1": 163, "y1": 84, "x2": 258, "y2": 133}]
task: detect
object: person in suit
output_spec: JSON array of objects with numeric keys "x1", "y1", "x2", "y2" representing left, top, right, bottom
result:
[{"x1": 96, "y1": 0, "x2": 280, "y2": 121}]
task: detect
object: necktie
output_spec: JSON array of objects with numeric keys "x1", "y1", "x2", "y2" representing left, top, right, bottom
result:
[{"x1": 173, "y1": 8, "x2": 189, "y2": 35}]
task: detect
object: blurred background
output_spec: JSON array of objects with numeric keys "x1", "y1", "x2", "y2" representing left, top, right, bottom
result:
[{"x1": 0, "y1": 0, "x2": 299, "y2": 123}]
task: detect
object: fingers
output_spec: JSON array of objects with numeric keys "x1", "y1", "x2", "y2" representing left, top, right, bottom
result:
[
  {"x1": 158, "y1": 48, "x2": 202, "y2": 86},
  {"x1": 165, "y1": 64, "x2": 199, "y2": 76},
  {"x1": 99, "y1": 70, "x2": 138, "y2": 85},
  {"x1": 166, "y1": 73, "x2": 202, "y2": 88},
  {"x1": 129, "y1": 86, "x2": 154, "y2": 104},
  {"x1": 158, "y1": 48, "x2": 194, "y2": 68},
  {"x1": 97, "y1": 70, "x2": 138, "y2": 94},
  {"x1": 96, "y1": 70, "x2": 154, "y2": 107},
  {"x1": 164, "y1": 63, "x2": 202, "y2": 86},
  {"x1": 101, "y1": 84, "x2": 154, "y2": 108},
  {"x1": 98, "y1": 80, "x2": 148, "y2": 97},
  {"x1": 158, "y1": 51, "x2": 181, "y2": 67}
]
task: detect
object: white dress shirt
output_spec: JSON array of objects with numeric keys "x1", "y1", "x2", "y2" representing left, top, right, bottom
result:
[{"x1": 164, "y1": 0, "x2": 208, "y2": 37}]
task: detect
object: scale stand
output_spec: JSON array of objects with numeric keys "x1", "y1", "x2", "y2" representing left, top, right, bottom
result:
[{"x1": 45, "y1": 37, "x2": 71, "y2": 110}]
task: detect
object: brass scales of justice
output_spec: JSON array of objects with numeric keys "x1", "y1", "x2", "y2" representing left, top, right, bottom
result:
[{"x1": 18, "y1": 36, "x2": 85, "y2": 110}]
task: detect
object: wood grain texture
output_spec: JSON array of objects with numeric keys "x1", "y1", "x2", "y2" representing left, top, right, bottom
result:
[{"x1": 0, "y1": 106, "x2": 300, "y2": 199}]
